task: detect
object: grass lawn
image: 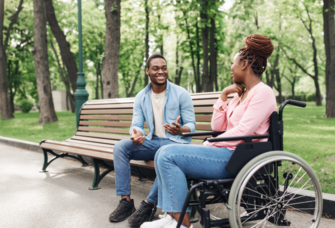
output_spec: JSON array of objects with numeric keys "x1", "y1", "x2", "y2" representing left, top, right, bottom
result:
[
  {"x1": 0, "y1": 102, "x2": 334, "y2": 193},
  {"x1": 0, "y1": 111, "x2": 76, "y2": 143}
]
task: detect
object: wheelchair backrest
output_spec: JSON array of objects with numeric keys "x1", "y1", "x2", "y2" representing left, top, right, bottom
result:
[
  {"x1": 268, "y1": 111, "x2": 282, "y2": 151},
  {"x1": 225, "y1": 112, "x2": 282, "y2": 176}
]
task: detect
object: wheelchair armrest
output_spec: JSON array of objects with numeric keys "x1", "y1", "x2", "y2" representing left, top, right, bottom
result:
[
  {"x1": 207, "y1": 134, "x2": 269, "y2": 143},
  {"x1": 182, "y1": 131, "x2": 225, "y2": 137}
]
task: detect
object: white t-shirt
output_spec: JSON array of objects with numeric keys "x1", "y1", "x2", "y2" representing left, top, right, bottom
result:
[{"x1": 150, "y1": 89, "x2": 166, "y2": 138}]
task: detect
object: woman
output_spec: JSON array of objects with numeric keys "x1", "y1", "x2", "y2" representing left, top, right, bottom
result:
[{"x1": 141, "y1": 34, "x2": 277, "y2": 228}]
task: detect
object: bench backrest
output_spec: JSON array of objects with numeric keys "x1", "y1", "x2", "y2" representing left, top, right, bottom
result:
[{"x1": 73, "y1": 92, "x2": 233, "y2": 145}]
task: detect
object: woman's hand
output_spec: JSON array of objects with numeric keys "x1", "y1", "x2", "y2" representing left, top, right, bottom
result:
[{"x1": 220, "y1": 84, "x2": 245, "y2": 101}]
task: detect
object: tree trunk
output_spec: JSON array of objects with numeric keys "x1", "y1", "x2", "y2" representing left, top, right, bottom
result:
[
  {"x1": 275, "y1": 69, "x2": 283, "y2": 103},
  {"x1": 44, "y1": 0, "x2": 78, "y2": 93},
  {"x1": 196, "y1": 21, "x2": 201, "y2": 92},
  {"x1": 96, "y1": 62, "x2": 100, "y2": 99},
  {"x1": 323, "y1": 0, "x2": 335, "y2": 117},
  {"x1": 201, "y1": 0, "x2": 211, "y2": 92},
  {"x1": 158, "y1": 15, "x2": 163, "y2": 55},
  {"x1": 210, "y1": 15, "x2": 217, "y2": 91},
  {"x1": 50, "y1": 39, "x2": 75, "y2": 113},
  {"x1": 314, "y1": 78, "x2": 322, "y2": 106},
  {"x1": 184, "y1": 14, "x2": 200, "y2": 92},
  {"x1": 0, "y1": 0, "x2": 15, "y2": 119},
  {"x1": 144, "y1": 0, "x2": 149, "y2": 85},
  {"x1": 176, "y1": 37, "x2": 179, "y2": 85},
  {"x1": 103, "y1": 0, "x2": 120, "y2": 99},
  {"x1": 33, "y1": 0, "x2": 58, "y2": 123}
]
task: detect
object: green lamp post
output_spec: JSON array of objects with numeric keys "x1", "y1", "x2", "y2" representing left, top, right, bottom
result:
[{"x1": 74, "y1": 0, "x2": 89, "y2": 128}]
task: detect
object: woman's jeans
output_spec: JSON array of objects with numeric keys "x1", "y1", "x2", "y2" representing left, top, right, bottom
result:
[
  {"x1": 113, "y1": 137, "x2": 178, "y2": 204},
  {"x1": 154, "y1": 144, "x2": 234, "y2": 212}
]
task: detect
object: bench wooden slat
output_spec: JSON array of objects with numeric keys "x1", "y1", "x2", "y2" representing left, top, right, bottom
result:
[
  {"x1": 81, "y1": 99, "x2": 219, "y2": 110},
  {"x1": 81, "y1": 109, "x2": 133, "y2": 115},
  {"x1": 196, "y1": 124, "x2": 212, "y2": 131},
  {"x1": 81, "y1": 115, "x2": 212, "y2": 122},
  {"x1": 79, "y1": 121, "x2": 208, "y2": 131},
  {"x1": 66, "y1": 139, "x2": 116, "y2": 148},
  {"x1": 80, "y1": 115, "x2": 133, "y2": 121},
  {"x1": 45, "y1": 140, "x2": 114, "y2": 152},
  {"x1": 76, "y1": 132, "x2": 130, "y2": 140},
  {"x1": 194, "y1": 107, "x2": 213, "y2": 113},
  {"x1": 41, "y1": 142, "x2": 154, "y2": 169},
  {"x1": 81, "y1": 108, "x2": 212, "y2": 116},
  {"x1": 195, "y1": 115, "x2": 212, "y2": 122},
  {"x1": 71, "y1": 135, "x2": 120, "y2": 145},
  {"x1": 78, "y1": 126, "x2": 150, "y2": 135},
  {"x1": 79, "y1": 121, "x2": 132, "y2": 128}
]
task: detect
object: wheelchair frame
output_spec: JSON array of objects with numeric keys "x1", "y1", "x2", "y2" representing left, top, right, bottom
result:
[{"x1": 177, "y1": 100, "x2": 322, "y2": 228}]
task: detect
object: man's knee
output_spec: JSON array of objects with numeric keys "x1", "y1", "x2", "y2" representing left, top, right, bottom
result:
[{"x1": 113, "y1": 139, "x2": 133, "y2": 159}]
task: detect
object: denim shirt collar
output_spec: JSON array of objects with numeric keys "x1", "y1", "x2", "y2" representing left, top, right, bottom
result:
[{"x1": 144, "y1": 79, "x2": 171, "y2": 96}]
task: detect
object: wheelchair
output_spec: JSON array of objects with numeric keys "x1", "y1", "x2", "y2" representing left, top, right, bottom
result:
[{"x1": 179, "y1": 100, "x2": 323, "y2": 228}]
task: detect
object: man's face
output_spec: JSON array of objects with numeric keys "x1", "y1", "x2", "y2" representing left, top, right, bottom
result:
[{"x1": 146, "y1": 58, "x2": 168, "y2": 86}]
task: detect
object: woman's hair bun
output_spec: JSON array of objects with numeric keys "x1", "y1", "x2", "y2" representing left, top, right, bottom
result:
[
  {"x1": 244, "y1": 34, "x2": 274, "y2": 58},
  {"x1": 238, "y1": 34, "x2": 274, "y2": 76}
]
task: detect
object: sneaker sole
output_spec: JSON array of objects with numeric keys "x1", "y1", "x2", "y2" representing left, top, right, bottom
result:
[{"x1": 109, "y1": 207, "x2": 136, "y2": 223}]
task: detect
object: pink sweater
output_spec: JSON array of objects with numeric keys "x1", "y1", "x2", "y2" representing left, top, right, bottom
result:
[{"x1": 203, "y1": 82, "x2": 277, "y2": 150}]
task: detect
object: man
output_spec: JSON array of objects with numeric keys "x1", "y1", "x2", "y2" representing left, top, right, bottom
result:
[{"x1": 109, "y1": 54, "x2": 196, "y2": 226}]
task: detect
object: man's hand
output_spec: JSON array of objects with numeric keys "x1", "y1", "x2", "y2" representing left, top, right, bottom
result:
[
  {"x1": 130, "y1": 128, "x2": 145, "y2": 146},
  {"x1": 164, "y1": 116, "x2": 182, "y2": 135}
]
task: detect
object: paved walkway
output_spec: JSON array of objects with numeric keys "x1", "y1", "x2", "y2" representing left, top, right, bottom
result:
[{"x1": 0, "y1": 143, "x2": 334, "y2": 228}]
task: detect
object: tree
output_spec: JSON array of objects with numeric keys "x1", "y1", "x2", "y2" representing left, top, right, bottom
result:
[
  {"x1": 323, "y1": 0, "x2": 335, "y2": 117},
  {"x1": 284, "y1": 65, "x2": 299, "y2": 100},
  {"x1": 282, "y1": 3, "x2": 322, "y2": 106},
  {"x1": 44, "y1": 0, "x2": 78, "y2": 101},
  {"x1": 50, "y1": 38, "x2": 74, "y2": 112},
  {"x1": 103, "y1": 0, "x2": 121, "y2": 99},
  {"x1": 144, "y1": 0, "x2": 149, "y2": 86},
  {"x1": 200, "y1": 0, "x2": 211, "y2": 92},
  {"x1": 33, "y1": 0, "x2": 58, "y2": 123},
  {"x1": 0, "y1": 0, "x2": 23, "y2": 119}
]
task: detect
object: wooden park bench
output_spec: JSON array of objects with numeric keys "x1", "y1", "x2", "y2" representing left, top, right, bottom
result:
[{"x1": 39, "y1": 91, "x2": 233, "y2": 190}]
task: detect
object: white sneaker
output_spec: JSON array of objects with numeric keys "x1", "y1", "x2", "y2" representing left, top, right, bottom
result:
[
  {"x1": 164, "y1": 220, "x2": 193, "y2": 228},
  {"x1": 140, "y1": 213, "x2": 174, "y2": 228}
]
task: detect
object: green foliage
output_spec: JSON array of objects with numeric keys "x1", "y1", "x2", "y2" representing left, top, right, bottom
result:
[
  {"x1": 18, "y1": 99, "x2": 33, "y2": 113},
  {"x1": 306, "y1": 93, "x2": 316, "y2": 101}
]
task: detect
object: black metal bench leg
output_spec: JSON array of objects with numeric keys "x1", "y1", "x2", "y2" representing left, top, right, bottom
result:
[
  {"x1": 40, "y1": 149, "x2": 91, "y2": 173},
  {"x1": 39, "y1": 149, "x2": 64, "y2": 173},
  {"x1": 89, "y1": 159, "x2": 114, "y2": 190},
  {"x1": 76, "y1": 155, "x2": 89, "y2": 167},
  {"x1": 131, "y1": 166, "x2": 146, "y2": 180}
]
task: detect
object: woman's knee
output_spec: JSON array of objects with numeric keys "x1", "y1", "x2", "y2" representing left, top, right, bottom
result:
[{"x1": 155, "y1": 144, "x2": 181, "y2": 165}]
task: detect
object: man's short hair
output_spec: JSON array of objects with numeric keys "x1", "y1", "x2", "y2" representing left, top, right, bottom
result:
[{"x1": 146, "y1": 54, "x2": 167, "y2": 69}]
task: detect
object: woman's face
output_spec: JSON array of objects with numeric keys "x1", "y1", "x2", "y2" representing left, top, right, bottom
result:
[{"x1": 231, "y1": 53, "x2": 245, "y2": 84}]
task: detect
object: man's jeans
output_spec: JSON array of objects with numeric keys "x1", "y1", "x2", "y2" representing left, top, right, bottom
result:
[{"x1": 113, "y1": 137, "x2": 178, "y2": 204}]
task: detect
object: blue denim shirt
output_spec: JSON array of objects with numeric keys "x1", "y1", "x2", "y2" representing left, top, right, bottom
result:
[{"x1": 129, "y1": 80, "x2": 196, "y2": 144}]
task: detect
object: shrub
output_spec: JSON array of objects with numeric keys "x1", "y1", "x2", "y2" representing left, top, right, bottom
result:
[
  {"x1": 18, "y1": 99, "x2": 34, "y2": 113},
  {"x1": 306, "y1": 93, "x2": 316, "y2": 102}
]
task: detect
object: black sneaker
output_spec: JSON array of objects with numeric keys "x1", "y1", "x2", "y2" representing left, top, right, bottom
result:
[
  {"x1": 128, "y1": 200, "x2": 157, "y2": 226},
  {"x1": 109, "y1": 198, "x2": 136, "y2": 222}
]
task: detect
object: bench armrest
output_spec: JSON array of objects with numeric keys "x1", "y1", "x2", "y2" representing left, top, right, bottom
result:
[
  {"x1": 182, "y1": 131, "x2": 225, "y2": 137},
  {"x1": 207, "y1": 134, "x2": 269, "y2": 143}
]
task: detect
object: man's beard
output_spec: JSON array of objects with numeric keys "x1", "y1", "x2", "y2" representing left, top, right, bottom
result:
[{"x1": 149, "y1": 73, "x2": 167, "y2": 86}]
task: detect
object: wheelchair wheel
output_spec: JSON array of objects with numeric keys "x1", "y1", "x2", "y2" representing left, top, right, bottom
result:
[{"x1": 228, "y1": 151, "x2": 322, "y2": 228}]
